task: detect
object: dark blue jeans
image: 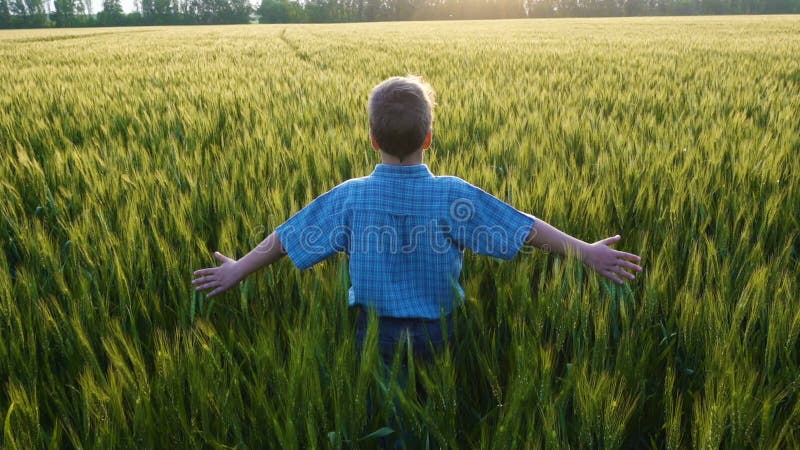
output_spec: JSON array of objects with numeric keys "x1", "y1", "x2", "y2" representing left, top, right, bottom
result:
[
  {"x1": 354, "y1": 306, "x2": 454, "y2": 365},
  {"x1": 353, "y1": 307, "x2": 454, "y2": 449}
]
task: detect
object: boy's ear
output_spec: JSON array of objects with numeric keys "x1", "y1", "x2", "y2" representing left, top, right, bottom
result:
[
  {"x1": 422, "y1": 129, "x2": 433, "y2": 150},
  {"x1": 370, "y1": 132, "x2": 380, "y2": 151}
]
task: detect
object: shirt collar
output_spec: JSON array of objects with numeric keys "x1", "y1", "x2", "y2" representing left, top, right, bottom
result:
[{"x1": 371, "y1": 164, "x2": 434, "y2": 179}]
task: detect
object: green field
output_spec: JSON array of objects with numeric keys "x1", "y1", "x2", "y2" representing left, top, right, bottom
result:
[{"x1": 1, "y1": 16, "x2": 799, "y2": 449}]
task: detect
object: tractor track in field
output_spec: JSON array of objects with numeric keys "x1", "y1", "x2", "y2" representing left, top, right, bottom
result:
[
  {"x1": 4, "y1": 29, "x2": 155, "y2": 45},
  {"x1": 277, "y1": 28, "x2": 329, "y2": 71}
]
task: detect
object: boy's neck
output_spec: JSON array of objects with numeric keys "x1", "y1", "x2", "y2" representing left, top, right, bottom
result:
[{"x1": 379, "y1": 149, "x2": 424, "y2": 166}]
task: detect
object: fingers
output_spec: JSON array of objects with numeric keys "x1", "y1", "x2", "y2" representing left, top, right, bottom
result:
[
  {"x1": 193, "y1": 253, "x2": 234, "y2": 296},
  {"x1": 615, "y1": 250, "x2": 642, "y2": 263},
  {"x1": 614, "y1": 266, "x2": 636, "y2": 280},
  {"x1": 598, "y1": 236, "x2": 644, "y2": 264},
  {"x1": 600, "y1": 264, "x2": 638, "y2": 284},
  {"x1": 600, "y1": 234, "x2": 642, "y2": 265},
  {"x1": 192, "y1": 252, "x2": 238, "y2": 298},
  {"x1": 214, "y1": 251, "x2": 233, "y2": 264},
  {"x1": 193, "y1": 252, "x2": 232, "y2": 289},
  {"x1": 207, "y1": 286, "x2": 226, "y2": 298},
  {"x1": 195, "y1": 252, "x2": 232, "y2": 276},
  {"x1": 191, "y1": 275, "x2": 214, "y2": 286},
  {"x1": 194, "y1": 281, "x2": 219, "y2": 291},
  {"x1": 588, "y1": 236, "x2": 642, "y2": 284},
  {"x1": 600, "y1": 269, "x2": 625, "y2": 284},
  {"x1": 615, "y1": 259, "x2": 642, "y2": 272},
  {"x1": 598, "y1": 235, "x2": 621, "y2": 247},
  {"x1": 193, "y1": 267, "x2": 216, "y2": 277}
]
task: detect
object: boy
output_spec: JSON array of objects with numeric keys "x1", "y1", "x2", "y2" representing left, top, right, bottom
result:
[{"x1": 192, "y1": 74, "x2": 642, "y2": 360}]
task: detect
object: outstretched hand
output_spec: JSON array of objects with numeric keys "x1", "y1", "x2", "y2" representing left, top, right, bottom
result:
[
  {"x1": 581, "y1": 235, "x2": 642, "y2": 285},
  {"x1": 192, "y1": 251, "x2": 242, "y2": 298}
]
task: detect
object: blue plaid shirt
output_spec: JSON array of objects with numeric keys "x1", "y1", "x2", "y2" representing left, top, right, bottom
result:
[{"x1": 275, "y1": 164, "x2": 536, "y2": 319}]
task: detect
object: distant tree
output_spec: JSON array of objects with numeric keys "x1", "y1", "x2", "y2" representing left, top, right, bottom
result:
[
  {"x1": 182, "y1": 0, "x2": 201, "y2": 22},
  {"x1": 52, "y1": 0, "x2": 76, "y2": 25},
  {"x1": 127, "y1": 10, "x2": 143, "y2": 22},
  {"x1": 386, "y1": 0, "x2": 414, "y2": 19},
  {"x1": 764, "y1": 0, "x2": 800, "y2": 12},
  {"x1": 196, "y1": 0, "x2": 216, "y2": 23},
  {"x1": 258, "y1": 0, "x2": 288, "y2": 20},
  {"x1": 140, "y1": 0, "x2": 154, "y2": 17},
  {"x1": 661, "y1": 0, "x2": 690, "y2": 13},
  {"x1": 226, "y1": 0, "x2": 251, "y2": 22},
  {"x1": 362, "y1": 0, "x2": 379, "y2": 20},
  {"x1": 152, "y1": 0, "x2": 173, "y2": 23},
  {"x1": 172, "y1": 0, "x2": 192, "y2": 22},
  {"x1": 4, "y1": 0, "x2": 800, "y2": 29},
  {"x1": 205, "y1": 0, "x2": 225, "y2": 22},
  {"x1": 23, "y1": 0, "x2": 46, "y2": 25},
  {"x1": 10, "y1": 0, "x2": 25, "y2": 19},
  {"x1": 304, "y1": 0, "x2": 330, "y2": 21},
  {"x1": 498, "y1": 0, "x2": 525, "y2": 16},
  {"x1": 257, "y1": 0, "x2": 303, "y2": 21},
  {"x1": 0, "y1": 0, "x2": 11, "y2": 27},
  {"x1": 528, "y1": 0, "x2": 557, "y2": 16},
  {"x1": 174, "y1": 0, "x2": 248, "y2": 24},
  {"x1": 97, "y1": 0, "x2": 124, "y2": 24}
]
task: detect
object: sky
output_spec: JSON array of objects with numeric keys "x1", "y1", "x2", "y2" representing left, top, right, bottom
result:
[
  {"x1": 48, "y1": 0, "x2": 138, "y2": 14},
  {"x1": 91, "y1": 0, "x2": 251, "y2": 14},
  {"x1": 76, "y1": 0, "x2": 139, "y2": 14}
]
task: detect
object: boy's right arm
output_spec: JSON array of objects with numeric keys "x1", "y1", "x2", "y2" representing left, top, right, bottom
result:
[
  {"x1": 192, "y1": 231, "x2": 286, "y2": 298},
  {"x1": 525, "y1": 219, "x2": 642, "y2": 284},
  {"x1": 192, "y1": 182, "x2": 348, "y2": 298}
]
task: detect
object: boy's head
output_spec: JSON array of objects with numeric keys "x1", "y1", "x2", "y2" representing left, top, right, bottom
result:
[{"x1": 368, "y1": 75, "x2": 436, "y2": 162}]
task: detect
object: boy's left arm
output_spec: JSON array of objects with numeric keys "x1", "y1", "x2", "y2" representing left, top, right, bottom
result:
[
  {"x1": 525, "y1": 219, "x2": 642, "y2": 284},
  {"x1": 192, "y1": 231, "x2": 286, "y2": 298}
]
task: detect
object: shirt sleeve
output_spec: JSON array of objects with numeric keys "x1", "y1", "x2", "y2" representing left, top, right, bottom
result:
[
  {"x1": 275, "y1": 186, "x2": 349, "y2": 270},
  {"x1": 450, "y1": 182, "x2": 536, "y2": 260}
]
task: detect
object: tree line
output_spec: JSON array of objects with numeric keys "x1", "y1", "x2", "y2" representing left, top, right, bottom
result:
[
  {"x1": 0, "y1": 0, "x2": 798, "y2": 28},
  {"x1": 257, "y1": 0, "x2": 799, "y2": 22},
  {"x1": 0, "y1": 0, "x2": 251, "y2": 27}
]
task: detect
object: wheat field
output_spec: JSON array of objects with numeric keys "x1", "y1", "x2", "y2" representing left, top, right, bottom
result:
[{"x1": 1, "y1": 16, "x2": 799, "y2": 449}]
